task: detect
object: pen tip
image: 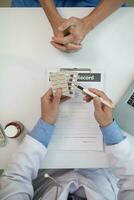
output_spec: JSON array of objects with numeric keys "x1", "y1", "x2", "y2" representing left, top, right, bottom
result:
[{"x1": 74, "y1": 83, "x2": 78, "y2": 87}]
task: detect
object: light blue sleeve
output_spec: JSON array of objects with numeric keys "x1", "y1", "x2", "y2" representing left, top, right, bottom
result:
[
  {"x1": 30, "y1": 118, "x2": 55, "y2": 147},
  {"x1": 100, "y1": 121, "x2": 126, "y2": 146}
]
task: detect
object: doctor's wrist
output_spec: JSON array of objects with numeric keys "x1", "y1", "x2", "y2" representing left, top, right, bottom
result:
[
  {"x1": 100, "y1": 121, "x2": 126, "y2": 145},
  {"x1": 30, "y1": 118, "x2": 55, "y2": 147},
  {"x1": 99, "y1": 119, "x2": 113, "y2": 128}
]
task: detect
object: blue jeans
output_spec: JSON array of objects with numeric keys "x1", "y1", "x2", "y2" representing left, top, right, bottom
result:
[
  {"x1": 11, "y1": 0, "x2": 127, "y2": 8},
  {"x1": 11, "y1": 0, "x2": 101, "y2": 7}
]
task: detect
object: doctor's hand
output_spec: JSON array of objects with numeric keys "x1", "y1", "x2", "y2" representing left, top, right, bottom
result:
[
  {"x1": 41, "y1": 88, "x2": 70, "y2": 124},
  {"x1": 83, "y1": 89, "x2": 113, "y2": 127}
]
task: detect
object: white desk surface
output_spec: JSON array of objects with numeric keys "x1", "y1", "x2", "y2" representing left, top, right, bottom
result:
[{"x1": 0, "y1": 8, "x2": 134, "y2": 169}]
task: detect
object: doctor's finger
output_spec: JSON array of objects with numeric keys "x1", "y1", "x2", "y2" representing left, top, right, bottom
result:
[
  {"x1": 53, "y1": 89, "x2": 62, "y2": 105},
  {"x1": 41, "y1": 88, "x2": 53, "y2": 102},
  {"x1": 89, "y1": 88, "x2": 110, "y2": 101},
  {"x1": 60, "y1": 96, "x2": 71, "y2": 103},
  {"x1": 83, "y1": 95, "x2": 93, "y2": 102},
  {"x1": 93, "y1": 97, "x2": 102, "y2": 113}
]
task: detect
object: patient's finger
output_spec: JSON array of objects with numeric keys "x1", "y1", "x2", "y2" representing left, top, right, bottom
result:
[
  {"x1": 66, "y1": 43, "x2": 82, "y2": 51},
  {"x1": 52, "y1": 34, "x2": 74, "y2": 45},
  {"x1": 51, "y1": 41, "x2": 67, "y2": 51}
]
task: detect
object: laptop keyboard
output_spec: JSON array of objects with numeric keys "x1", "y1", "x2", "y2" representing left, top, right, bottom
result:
[{"x1": 127, "y1": 92, "x2": 134, "y2": 107}]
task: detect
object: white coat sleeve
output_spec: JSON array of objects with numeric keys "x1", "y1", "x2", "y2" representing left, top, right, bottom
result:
[
  {"x1": 106, "y1": 138, "x2": 134, "y2": 200},
  {"x1": 0, "y1": 135, "x2": 47, "y2": 200}
]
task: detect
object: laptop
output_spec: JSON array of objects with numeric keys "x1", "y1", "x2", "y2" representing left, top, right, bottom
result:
[{"x1": 113, "y1": 80, "x2": 134, "y2": 136}]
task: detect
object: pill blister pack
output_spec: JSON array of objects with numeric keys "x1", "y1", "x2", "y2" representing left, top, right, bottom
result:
[
  {"x1": 49, "y1": 72, "x2": 70, "y2": 96},
  {"x1": 61, "y1": 71, "x2": 78, "y2": 98},
  {"x1": 49, "y1": 71, "x2": 78, "y2": 97}
]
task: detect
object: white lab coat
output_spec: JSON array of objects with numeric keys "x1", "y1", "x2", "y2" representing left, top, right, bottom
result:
[{"x1": 0, "y1": 135, "x2": 134, "y2": 200}]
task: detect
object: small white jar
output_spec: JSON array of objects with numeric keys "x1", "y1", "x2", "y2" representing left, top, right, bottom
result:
[{"x1": 4, "y1": 121, "x2": 24, "y2": 138}]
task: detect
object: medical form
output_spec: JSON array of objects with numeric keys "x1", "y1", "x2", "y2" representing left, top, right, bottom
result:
[{"x1": 47, "y1": 68, "x2": 104, "y2": 151}]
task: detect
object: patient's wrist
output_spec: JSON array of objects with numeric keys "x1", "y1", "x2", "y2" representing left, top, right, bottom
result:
[{"x1": 82, "y1": 15, "x2": 95, "y2": 33}]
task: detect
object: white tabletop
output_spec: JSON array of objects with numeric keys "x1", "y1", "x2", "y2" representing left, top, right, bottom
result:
[{"x1": 0, "y1": 8, "x2": 134, "y2": 169}]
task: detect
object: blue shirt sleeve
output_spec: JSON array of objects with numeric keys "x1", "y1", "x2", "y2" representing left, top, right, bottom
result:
[
  {"x1": 100, "y1": 121, "x2": 126, "y2": 146},
  {"x1": 30, "y1": 118, "x2": 55, "y2": 148}
]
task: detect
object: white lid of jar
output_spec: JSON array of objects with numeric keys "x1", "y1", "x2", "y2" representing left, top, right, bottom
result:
[{"x1": 5, "y1": 125, "x2": 18, "y2": 138}]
